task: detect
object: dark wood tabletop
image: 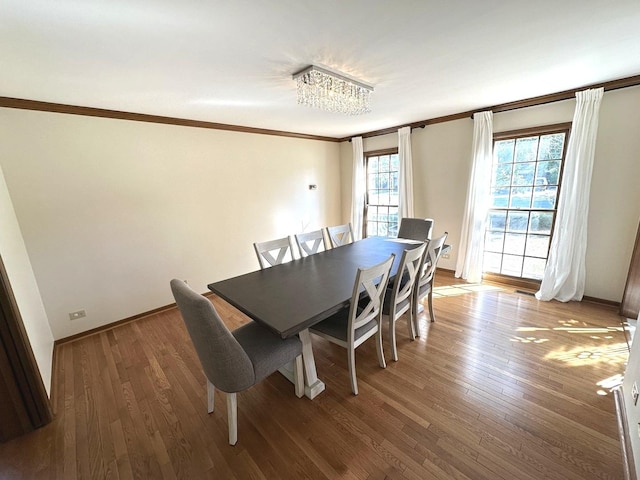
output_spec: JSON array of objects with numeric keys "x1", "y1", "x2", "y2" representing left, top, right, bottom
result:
[{"x1": 208, "y1": 236, "x2": 425, "y2": 338}]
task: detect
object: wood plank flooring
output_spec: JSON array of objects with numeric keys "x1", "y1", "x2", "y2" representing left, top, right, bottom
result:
[{"x1": 0, "y1": 272, "x2": 628, "y2": 479}]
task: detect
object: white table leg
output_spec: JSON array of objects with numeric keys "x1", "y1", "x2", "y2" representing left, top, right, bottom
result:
[
  {"x1": 277, "y1": 328, "x2": 325, "y2": 399},
  {"x1": 298, "y1": 328, "x2": 325, "y2": 399}
]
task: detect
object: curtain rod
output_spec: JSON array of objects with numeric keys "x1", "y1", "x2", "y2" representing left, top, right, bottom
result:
[
  {"x1": 348, "y1": 124, "x2": 424, "y2": 142},
  {"x1": 342, "y1": 74, "x2": 640, "y2": 142}
]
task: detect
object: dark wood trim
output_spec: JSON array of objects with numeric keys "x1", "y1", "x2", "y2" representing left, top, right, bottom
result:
[
  {"x1": 614, "y1": 387, "x2": 637, "y2": 480},
  {"x1": 480, "y1": 272, "x2": 620, "y2": 306},
  {"x1": 494, "y1": 122, "x2": 573, "y2": 140},
  {"x1": 437, "y1": 267, "x2": 456, "y2": 275},
  {"x1": 583, "y1": 295, "x2": 621, "y2": 307},
  {"x1": 0, "y1": 97, "x2": 340, "y2": 143},
  {"x1": 491, "y1": 75, "x2": 640, "y2": 114},
  {"x1": 340, "y1": 74, "x2": 640, "y2": 141},
  {"x1": 53, "y1": 290, "x2": 215, "y2": 346},
  {"x1": 621, "y1": 219, "x2": 640, "y2": 319},
  {"x1": 364, "y1": 147, "x2": 398, "y2": 157},
  {"x1": 54, "y1": 302, "x2": 177, "y2": 346},
  {"x1": 0, "y1": 256, "x2": 52, "y2": 441},
  {"x1": 482, "y1": 272, "x2": 541, "y2": 292},
  {"x1": 3, "y1": 76, "x2": 639, "y2": 144},
  {"x1": 341, "y1": 111, "x2": 476, "y2": 141}
]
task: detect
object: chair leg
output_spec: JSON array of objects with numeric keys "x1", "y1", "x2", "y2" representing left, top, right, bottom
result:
[
  {"x1": 412, "y1": 304, "x2": 421, "y2": 338},
  {"x1": 348, "y1": 347, "x2": 358, "y2": 396},
  {"x1": 407, "y1": 309, "x2": 416, "y2": 341},
  {"x1": 376, "y1": 328, "x2": 387, "y2": 369},
  {"x1": 389, "y1": 316, "x2": 398, "y2": 362},
  {"x1": 294, "y1": 355, "x2": 304, "y2": 398},
  {"x1": 207, "y1": 379, "x2": 215, "y2": 414},
  {"x1": 412, "y1": 296, "x2": 421, "y2": 338},
  {"x1": 427, "y1": 290, "x2": 435, "y2": 323},
  {"x1": 227, "y1": 392, "x2": 238, "y2": 446}
]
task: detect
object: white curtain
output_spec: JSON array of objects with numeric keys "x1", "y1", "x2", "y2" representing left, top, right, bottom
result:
[
  {"x1": 536, "y1": 88, "x2": 604, "y2": 302},
  {"x1": 398, "y1": 126, "x2": 414, "y2": 219},
  {"x1": 350, "y1": 136, "x2": 365, "y2": 240},
  {"x1": 455, "y1": 111, "x2": 493, "y2": 283}
]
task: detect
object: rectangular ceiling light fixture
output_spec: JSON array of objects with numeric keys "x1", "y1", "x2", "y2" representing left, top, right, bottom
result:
[{"x1": 293, "y1": 65, "x2": 373, "y2": 116}]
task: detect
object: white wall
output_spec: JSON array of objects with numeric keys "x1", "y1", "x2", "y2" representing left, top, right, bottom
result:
[
  {"x1": 586, "y1": 87, "x2": 640, "y2": 300},
  {"x1": 0, "y1": 163, "x2": 53, "y2": 395},
  {"x1": 0, "y1": 109, "x2": 342, "y2": 340},
  {"x1": 339, "y1": 85, "x2": 640, "y2": 301}
]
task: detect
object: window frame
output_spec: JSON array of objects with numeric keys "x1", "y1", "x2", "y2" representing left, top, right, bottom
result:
[
  {"x1": 363, "y1": 147, "x2": 399, "y2": 239},
  {"x1": 484, "y1": 122, "x2": 571, "y2": 283}
]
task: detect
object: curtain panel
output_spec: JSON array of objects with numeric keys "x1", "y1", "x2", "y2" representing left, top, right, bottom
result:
[
  {"x1": 536, "y1": 88, "x2": 604, "y2": 302},
  {"x1": 455, "y1": 111, "x2": 493, "y2": 283},
  {"x1": 350, "y1": 136, "x2": 365, "y2": 240},
  {"x1": 398, "y1": 126, "x2": 414, "y2": 220}
]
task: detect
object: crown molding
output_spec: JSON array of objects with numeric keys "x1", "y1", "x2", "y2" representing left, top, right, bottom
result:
[
  {"x1": 2, "y1": 74, "x2": 639, "y2": 143},
  {"x1": 0, "y1": 97, "x2": 341, "y2": 143},
  {"x1": 339, "y1": 74, "x2": 640, "y2": 141}
]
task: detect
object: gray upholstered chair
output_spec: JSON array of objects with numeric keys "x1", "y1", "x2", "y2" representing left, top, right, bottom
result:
[
  {"x1": 170, "y1": 279, "x2": 303, "y2": 445},
  {"x1": 326, "y1": 223, "x2": 354, "y2": 248},
  {"x1": 382, "y1": 243, "x2": 427, "y2": 361},
  {"x1": 412, "y1": 233, "x2": 448, "y2": 336},
  {"x1": 397, "y1": 218, "x2": 434, "y2": 242},
  {"x1": 309, "y1": 254, "x2": 394, "y2": 395},
  {"x1": 253, "y1": 236, "x2": 296, "y2": 269},
  {"x1": 295, "y1": 229, "x2": 327, "y2": 257}
]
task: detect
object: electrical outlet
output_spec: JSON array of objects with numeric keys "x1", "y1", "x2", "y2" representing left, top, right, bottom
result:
[
  {"x1": 632, "y1": 382, "x2": 639, "y2": 406},
  {"x1": 441, "y1": 253, "x2": 450, "y2": 259},
  {"x1": 69, "y1": 309, "x2": 86, "y2": 320}
]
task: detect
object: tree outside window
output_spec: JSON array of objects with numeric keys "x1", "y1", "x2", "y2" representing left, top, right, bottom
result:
[
  {"x1": 484, "y1": 125, "x2": 569, "y2": 280},
  {"x1": 364, "y1": 149, "x2": 399, "y2": 238}
]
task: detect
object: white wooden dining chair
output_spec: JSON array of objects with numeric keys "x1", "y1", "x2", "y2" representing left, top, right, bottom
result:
[
  {"x1": 253, "y1": 236, "x2": 296, "y2": 269},
  {"x1": 326, "y1": 223, "x2": 354, "y2": 248},
  {"x1": 382, "y1": 242, "x2": 427, "y2": 361},
  {"x1": 294, "y1": 229, "x2": 327, "y2": 257},
  {"x1": 309, "y1": 254, "x2": 394, "y2": 395},
  {"x1": 412, "y1": 233, "x2": 448, "y2": 336}
]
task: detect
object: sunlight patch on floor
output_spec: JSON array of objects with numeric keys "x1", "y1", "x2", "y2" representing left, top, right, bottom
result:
[
  {"x1": 510, "y1": 336, "x2": 549, "y2": 344},
  {"x1": 515, "y1": 321, "x2": 624, "y2": 336},
  {"x1": 432, "y1": 283, "x2": 504, "y2": 298},
  {"x1": 544, "y1": 342, "x2": 628, "y2": 367},
  {"x1": 513, "y1": 320, "x2": 629, "y2": 368},
  {"x1": 596, "y1": 373, "x2": 624, "y2": 396}
]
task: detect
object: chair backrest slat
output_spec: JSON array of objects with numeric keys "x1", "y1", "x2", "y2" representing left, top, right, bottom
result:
[
  {"x1": 295, "y1": 229, "x2": 327, "y2": 257},
  {"x1": 389, "y1": 243, "x2": 427, "y2": 311},
  {"x1": 416, "y1": 233, "x2": 448, "y2": 290},
  {"x1": 254, "y1": 236, "x2": 296, "y2": 269},
  {"x1": 348, "y1": 254, "x2": 395, "y2": 334},
  {"x1": 326, "y1": 223, "x2": 354, "y2": 248}
]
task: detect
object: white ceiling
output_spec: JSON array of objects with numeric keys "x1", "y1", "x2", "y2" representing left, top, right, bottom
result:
[{"x1": 2, "y1": 0, "x2": 640, "y2": 139}]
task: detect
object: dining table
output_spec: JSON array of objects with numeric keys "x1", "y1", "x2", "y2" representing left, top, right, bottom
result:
[{"x1": 208, "y1": 235, "x2": 425, "y2": 399}]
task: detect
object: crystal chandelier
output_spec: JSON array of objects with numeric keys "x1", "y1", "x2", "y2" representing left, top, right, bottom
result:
[{"x1": 292, "y1": 65, "x2": 373, "y2": 116}]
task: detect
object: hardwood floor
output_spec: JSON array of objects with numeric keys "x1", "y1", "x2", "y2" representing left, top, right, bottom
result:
[{"x1": 0, "y1": 271, "x2": 628, "y2": 479}]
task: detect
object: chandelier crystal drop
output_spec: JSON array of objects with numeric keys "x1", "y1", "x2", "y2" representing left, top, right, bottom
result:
[{"x1": 293, "y1": 65, "x2": 373, "y2": 116}]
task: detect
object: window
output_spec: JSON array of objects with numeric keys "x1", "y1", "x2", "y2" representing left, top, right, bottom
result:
[
  {"x1": 364, "y1": 149, "x2": 399, "y2": 238},
  {"x1": 483, "y1": 124, "x2": 570, "y2": 280}
]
